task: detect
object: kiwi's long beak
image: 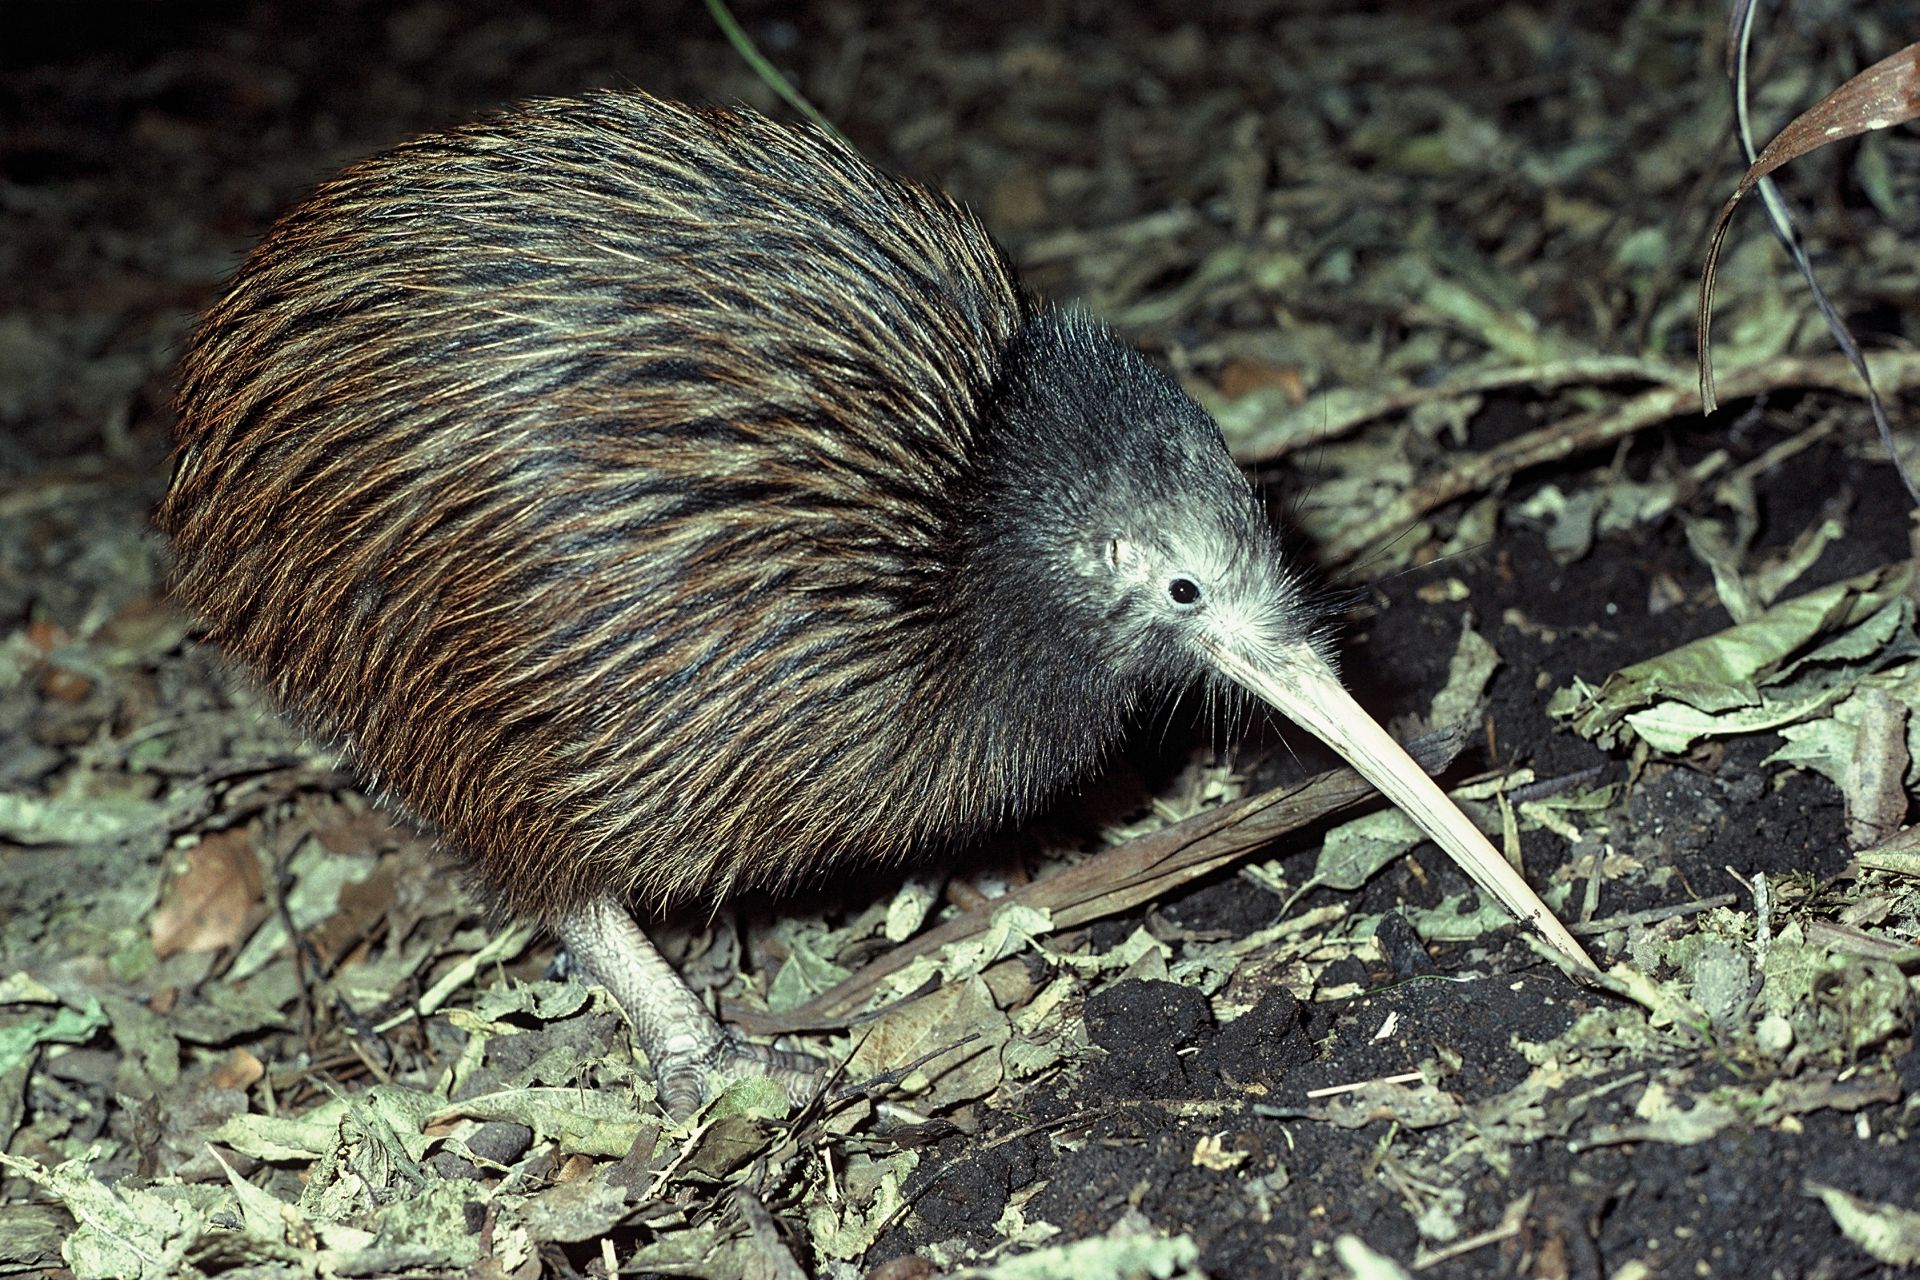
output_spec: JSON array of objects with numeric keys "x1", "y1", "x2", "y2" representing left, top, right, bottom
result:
[{"x1": 1204, "y1": 638, "x2": 1595, "y2": 974}]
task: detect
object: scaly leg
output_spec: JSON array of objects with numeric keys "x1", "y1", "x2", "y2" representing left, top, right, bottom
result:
[{"x1": 554, "y1": 896, "x2": 819, "y2": 1118}]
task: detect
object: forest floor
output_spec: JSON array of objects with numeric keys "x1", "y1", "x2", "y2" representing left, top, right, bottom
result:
[{"x1": 4, "y1": 2, "x2": 1920, "y2": 1277}]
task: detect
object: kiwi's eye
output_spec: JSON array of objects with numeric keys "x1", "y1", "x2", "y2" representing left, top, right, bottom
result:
[
  {"x1": 1106, "y1": 537, "x2": 1124, "y2": 571},
  {"x1": 1168, "y1": 577, "x2": 1202, "y2": 606}
]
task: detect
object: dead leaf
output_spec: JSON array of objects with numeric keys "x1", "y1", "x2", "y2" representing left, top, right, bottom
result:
[
  {"x1": 1699, "y1": 42, "x2": 1920, "y2": 409},
  {"x1": 151, "y1": 828, "x2": 265, "y2": 957},
  {"x1": 210, "y1": 1047, "x2": 265, "y2": 1091},
  {"x1": 845, "y1": 975, "x2": 1010, "y2": 1110},
  {"x1": 1808, "y1": 1182, "x2": 1920, "y2": 1266}
]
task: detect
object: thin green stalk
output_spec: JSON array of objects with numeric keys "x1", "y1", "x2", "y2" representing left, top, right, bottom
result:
[{"x1": 703, "y1": 0, "x2": 850, "y2": 146}]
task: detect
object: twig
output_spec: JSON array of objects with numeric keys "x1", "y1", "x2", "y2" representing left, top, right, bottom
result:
[
  {"x1": 1564, "y1": 894, "x2": 1737, "y2": 936},
  {"x1": 1322, "y1": 351, "x2": 1920, "y2": 567},
  {"x1": 1235, "y1": 356, "x2": 1689, "y2": 465},
  {"x1": 733, "y1": 728, "x2": 1477, "y2": 1034},
  {"x1": 732, "y1": 1189, "x2": 807, "y2": 1280}
]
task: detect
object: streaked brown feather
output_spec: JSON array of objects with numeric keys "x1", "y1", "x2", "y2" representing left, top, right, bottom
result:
[{"x1": 160, "y1": 92, "x2": 1141, "y2": 920}]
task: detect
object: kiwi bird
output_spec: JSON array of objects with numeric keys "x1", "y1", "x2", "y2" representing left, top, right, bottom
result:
[{"x1": 159, "y1": 91, "x2": 1589, "y2": 1116}]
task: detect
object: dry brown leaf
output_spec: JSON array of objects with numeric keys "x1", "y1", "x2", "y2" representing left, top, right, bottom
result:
[
  {"x1": 305, "y1": 859, "x2": 400, "y2": 971},
  {"x1": 151, "y1": 828, "x2": 265, "y2": 958},
  {"x1": 210, "y1": 1047, "x2": 265, "y2": 1091},
  {"x1": 1214, "y1": 358, "x2": 1306, "y2": 404},
  {"x1": 1698, "y1": 42, "x2": 1920, "y2": 409}
]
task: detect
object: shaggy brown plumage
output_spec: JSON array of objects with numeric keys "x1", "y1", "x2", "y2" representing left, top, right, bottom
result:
[{"x1": 160, "y1": 92, "x2": 1296, "y2": 925}]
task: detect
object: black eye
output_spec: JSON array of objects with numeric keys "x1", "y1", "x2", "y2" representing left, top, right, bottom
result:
[{"x1": 1168, "y1": 577, "x2": 1201, "y2": 605}]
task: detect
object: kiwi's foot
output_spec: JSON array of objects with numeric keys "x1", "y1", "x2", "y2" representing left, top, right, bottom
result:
[{"x1": 554, "y1": 896, "x2": 822, "y2": 1120}]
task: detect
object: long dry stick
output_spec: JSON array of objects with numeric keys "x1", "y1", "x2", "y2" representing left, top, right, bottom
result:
[
  {"x1": 1320, "y1": 351, "x2": 1920, "y2": 568},
  {"x1": 734, "y1": 727, "x2": 1476, "y2": 1034}
]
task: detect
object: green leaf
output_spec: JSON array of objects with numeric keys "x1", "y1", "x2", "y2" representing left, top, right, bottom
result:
[
  {"x1": 0, "y1": 985, "x2": 106, "y2": 1077},
  {"x1": 1556, "y1": 562, "x2": 1913, "y2": 750}
]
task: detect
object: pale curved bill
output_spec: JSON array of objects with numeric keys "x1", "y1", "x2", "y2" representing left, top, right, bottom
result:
[{"x1": 1204, "y1": 639, "x2": 1596, "y2": 974}]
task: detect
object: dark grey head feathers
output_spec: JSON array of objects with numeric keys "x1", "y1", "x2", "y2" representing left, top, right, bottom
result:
[{"x1": 962, "y1": 310, "x2": 1314, "y2": 700}]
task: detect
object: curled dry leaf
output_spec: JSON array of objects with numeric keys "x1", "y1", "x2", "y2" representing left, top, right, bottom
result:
[{"x1": 1698, "y1": 42, "x2": 1920, "y2": 410}]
